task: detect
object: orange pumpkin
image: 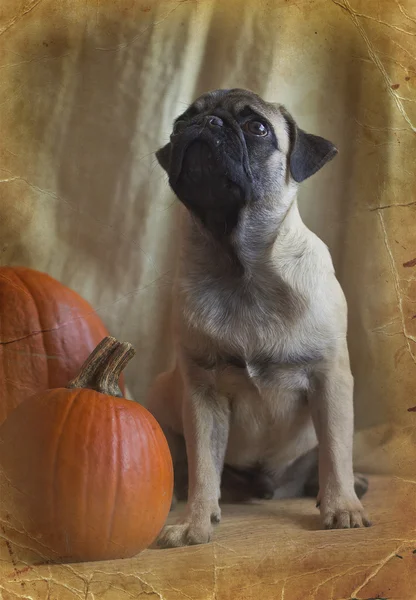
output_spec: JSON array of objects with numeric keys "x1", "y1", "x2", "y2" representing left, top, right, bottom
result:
[
  {"x1": 0, "y1": 266, "x2": 123, "y2": 425},
  {"x1": 0, "y1": 337, "x2": 173, "y2": 562}
]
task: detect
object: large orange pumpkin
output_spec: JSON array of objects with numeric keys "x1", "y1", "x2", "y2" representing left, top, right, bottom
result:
[
  {"x1": 0, "y1": 337, "x2": 173, "y2": 562},
  {"x1": 0, "y1": 266, "x2": 123, "y2": 425}
]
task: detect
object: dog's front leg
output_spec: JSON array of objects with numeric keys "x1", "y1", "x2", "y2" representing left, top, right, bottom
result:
[
  {"x1": 308, "y1": 347, "x2": 371, "y2": 529},
  {"x1": 157, "y1": 367, "x2": 229, "y2": 548}
]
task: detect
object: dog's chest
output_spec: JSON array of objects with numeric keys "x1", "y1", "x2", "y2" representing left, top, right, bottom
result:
[
  {"x1": 183, "y1": 273, "x2": 294, "y2": 347},
  {"x1": 182, "y1": 272, "x2": 325, "y2": 392}
]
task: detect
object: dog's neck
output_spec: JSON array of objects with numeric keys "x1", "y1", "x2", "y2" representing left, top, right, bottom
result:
[
  {"x1": 233, "y1": 187, "x2": 301, "y2": 267},
  {"x1": 182, "y1": 186, "x2": 303, "y2": 278}
]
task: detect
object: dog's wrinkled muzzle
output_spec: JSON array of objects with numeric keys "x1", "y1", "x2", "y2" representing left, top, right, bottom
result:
[
  {"x1": 181, "y1": 140, "x2": 220, "y2": 181},
  {"x1": 168, "y1": 123, "x2": 224, "y2": 186}
]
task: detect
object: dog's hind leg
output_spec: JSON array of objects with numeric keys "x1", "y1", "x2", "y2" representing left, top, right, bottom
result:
[{"x1": 238, "y1": 448, "x2": 369, "y2": 502}]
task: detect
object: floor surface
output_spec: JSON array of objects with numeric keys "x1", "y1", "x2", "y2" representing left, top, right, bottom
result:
[{"x1": 0, "y1": 476, "x2": 415, "y2": 600}]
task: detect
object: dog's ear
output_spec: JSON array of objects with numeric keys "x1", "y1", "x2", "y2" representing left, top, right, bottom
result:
[
  {"x1": 281, "y1": 107, "x2": 338, "y2": 183},
  {"x1": 156, "y1": 142, "x2": 172, "y2": 172}
]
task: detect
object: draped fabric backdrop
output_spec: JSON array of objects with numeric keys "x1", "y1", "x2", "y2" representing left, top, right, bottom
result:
[{"x1": 1, "y1": 0, "x2": 415, "y2": 477}]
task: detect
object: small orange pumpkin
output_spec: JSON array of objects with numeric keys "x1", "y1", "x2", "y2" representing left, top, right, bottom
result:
[
  {"x1": 0, "y1": 337, "x2": 173, "y2": 562},
  {"x1": 0, "y1": 266, "x2": 123, "y2": 425}
]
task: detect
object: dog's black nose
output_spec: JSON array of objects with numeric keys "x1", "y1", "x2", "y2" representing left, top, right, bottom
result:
[{"x1": 207, "y1": 115, "x2": 223, "y2": 128}]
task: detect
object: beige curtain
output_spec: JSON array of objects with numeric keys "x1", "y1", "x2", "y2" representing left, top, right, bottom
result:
[{"x1": 1, "y1": 0, "x2": 415, "y2": 476}]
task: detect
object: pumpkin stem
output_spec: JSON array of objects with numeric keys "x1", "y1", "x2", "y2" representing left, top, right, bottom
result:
[
  {"x1": 94, "y1": 341, "x2": 135, "y2": 397},
  {"x1": 67, "y1": 336, "x2": 135, "y2": 397}
]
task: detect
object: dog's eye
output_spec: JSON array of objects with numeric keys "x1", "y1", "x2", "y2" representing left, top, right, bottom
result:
[
  {"x1": 173, "y1": 120, "x2": 187, "y2": 135},
  {"x1": 244, "y1": 120, "x2": 268, "y2": 136}
]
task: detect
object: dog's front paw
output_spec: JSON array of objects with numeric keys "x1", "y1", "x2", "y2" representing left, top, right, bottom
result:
[
  {"x1": 321, "y1": 495, "x2": 371, "y2": 529},
  {"x1": 157, "y1": 520, "x2": 213, "y2": 548}
]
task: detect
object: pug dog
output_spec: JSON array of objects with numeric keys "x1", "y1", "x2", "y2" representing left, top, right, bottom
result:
[{"x1": 147, "y1": 88, "x2": 370, "y2": 548}]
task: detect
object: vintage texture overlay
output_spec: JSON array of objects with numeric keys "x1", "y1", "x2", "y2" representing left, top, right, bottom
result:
[{"x1": 0, "y1": 0, "x2": 415, "y2": 598}]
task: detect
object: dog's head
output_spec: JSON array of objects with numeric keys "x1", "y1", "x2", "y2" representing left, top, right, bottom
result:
[{"x1": 156, "y1": 88, "x2": 337, "y2": 237}]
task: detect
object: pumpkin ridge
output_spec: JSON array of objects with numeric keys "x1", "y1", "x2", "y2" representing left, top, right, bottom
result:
[
  {"x1": 11, "y1": 269, "x2": 45, "y2": 348},
  {"x1": 25, "y1": 274, "x2": 50, "y2": 376},
  {"x1": 106, "y1": 400, "x2": 121, "y2": 551},
  {"x1": 0, "y1": 272, "x2": 33, "y2": 299},
  {"x1": 81, "y1": 389, "x2": 95, "y2": 549},
  {"x1": 129, "y1": 409, "x2": 153, "y2": 541},
  {"x1": 51, "y1": 392, "x2": 79, "y2": 528}
]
